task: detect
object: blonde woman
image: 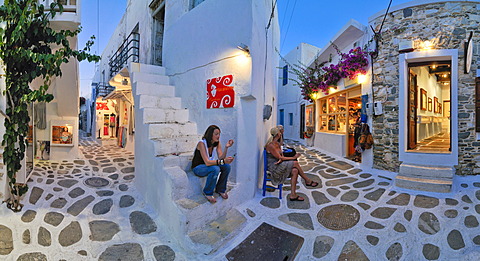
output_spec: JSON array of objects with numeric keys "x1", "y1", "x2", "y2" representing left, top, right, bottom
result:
[{"x1": 265, "y1": 127, "x2": 318, "y2": 201}]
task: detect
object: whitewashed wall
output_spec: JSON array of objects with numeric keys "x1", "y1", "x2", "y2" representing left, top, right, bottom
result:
[
  {"x1": 163, "y1": 0, "x2": 279, "y2": 190},
  {"x1": 278, "y1": 43, "x2": 320, "y2": 142}
]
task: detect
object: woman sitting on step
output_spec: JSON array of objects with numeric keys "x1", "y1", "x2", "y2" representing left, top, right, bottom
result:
[
  {"x1": 192, "y1": 125, "x2": 235, "y2": 204},
  {"x1": 265, "y1": 127, "x2": 318, "y2": 201}
]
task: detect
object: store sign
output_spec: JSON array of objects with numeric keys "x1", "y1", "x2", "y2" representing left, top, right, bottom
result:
[
  {"x1": 206, "y1": 75, "x2": 235, "y2": 109},
  {"x1": 96, "y1": 102, "x2": 110, "y2": 111}
]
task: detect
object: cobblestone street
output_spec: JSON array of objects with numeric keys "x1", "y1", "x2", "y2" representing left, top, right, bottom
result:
[
  {"x1": 0, "y1": 136, "x2": 180, "y2": 261},
  {"x1": 0, "y1": 137, "x2": 479, "y2": 260}
]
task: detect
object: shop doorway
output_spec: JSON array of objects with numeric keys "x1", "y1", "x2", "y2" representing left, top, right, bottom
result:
[
  {"x1": 300, "y1": 104, "x2": 305, "y2": 139},
  {"x1": 407, "y1": 61, "x2": 451, "y2": 153},
  {"x1": 347, "y1": 97, "x2": 362, "y2": 161}
]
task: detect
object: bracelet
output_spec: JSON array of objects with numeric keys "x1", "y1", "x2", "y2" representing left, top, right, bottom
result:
[
  {"x1": 220, "y1": 159, "x2": 225, "y2": 165},
  {"x1": 216, "y1": 160, "x2": 219, "y2": 166}
]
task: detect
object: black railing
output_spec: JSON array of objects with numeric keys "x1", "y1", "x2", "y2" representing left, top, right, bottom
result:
[
  {"x1": 96, "y1": 83, "x2": 115, "y2": 98},
  {"x1": 109, "y1": 32, "x2": 140, "y2": 78}
]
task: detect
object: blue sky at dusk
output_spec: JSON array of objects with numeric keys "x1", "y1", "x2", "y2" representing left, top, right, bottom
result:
[{"x1": 79, "y1": 0, "x2": 413, "y2": 97}]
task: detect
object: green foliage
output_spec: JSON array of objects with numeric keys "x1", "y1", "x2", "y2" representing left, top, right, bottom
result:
[{"x1": 0, "y1": 0, "x2": 100, "y2": 212}]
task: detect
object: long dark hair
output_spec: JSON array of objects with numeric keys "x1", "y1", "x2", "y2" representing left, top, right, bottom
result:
[{"x1": 203, "y1": 125, "x2": 220, "y2": 148}]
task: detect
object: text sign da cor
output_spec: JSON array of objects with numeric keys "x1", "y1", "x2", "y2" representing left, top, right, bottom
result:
[{"x1": 206, "y1": 75, "x2": 235, "y2": 109}]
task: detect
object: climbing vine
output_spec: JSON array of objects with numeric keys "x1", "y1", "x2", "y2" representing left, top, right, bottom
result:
[{"x1": 0, "y1": 0, "x2": 99, "y2": 211}]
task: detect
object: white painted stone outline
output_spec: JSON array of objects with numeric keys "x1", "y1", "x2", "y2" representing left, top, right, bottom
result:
[{"x1": 398, "y1": 49, "x2": 459, "y2": 166}]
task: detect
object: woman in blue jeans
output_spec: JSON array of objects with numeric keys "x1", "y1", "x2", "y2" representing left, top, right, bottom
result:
[{"x1": 191, "y1": 125, "x2": 234, "y2": 203}]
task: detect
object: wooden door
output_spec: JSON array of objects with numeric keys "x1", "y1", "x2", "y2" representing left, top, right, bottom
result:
[
  {"x1": 300, "y1": 104, "x2": 305, "y2": 139},
  {"x1": 407, "y1": 71, "x2": 417, "y2": 150}
]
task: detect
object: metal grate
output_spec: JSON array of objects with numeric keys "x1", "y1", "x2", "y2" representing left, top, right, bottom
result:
[{"x1": 317, "y1": 204, "x2": 360, "y2": 230}]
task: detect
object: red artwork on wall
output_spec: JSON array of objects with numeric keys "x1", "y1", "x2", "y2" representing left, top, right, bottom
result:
[
  {"x1": 206, "y1": 75, "x2": 235, "y2": 109},
  {"x1": 96, "y1": 102, "x2": 110, "y2": 111}
]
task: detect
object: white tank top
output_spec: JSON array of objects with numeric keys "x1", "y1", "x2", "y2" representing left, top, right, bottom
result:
[{"x1": 201, "y1": 139, "x2": 218, "y2": 160}]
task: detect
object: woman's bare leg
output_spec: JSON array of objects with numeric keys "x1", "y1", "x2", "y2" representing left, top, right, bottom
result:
[
  {"x1": 293, "y1": 161, "x2": 313, "y2": 183},
  {"x1": 289, "y1": 168, "x2": 304, "y2": 200}
]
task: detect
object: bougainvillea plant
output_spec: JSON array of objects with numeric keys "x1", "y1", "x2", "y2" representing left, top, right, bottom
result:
[
  {"x1": 0, "y1": 0, "x2": 100, "y2": 212},
  {"x1": 282, "y1": 45, "x2": 369, "y2": 102}
]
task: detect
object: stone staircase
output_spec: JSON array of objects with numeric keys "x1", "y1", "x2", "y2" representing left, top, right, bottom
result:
[
  {"x1": 395, "y1": 163, "x2": 454, "y2": 193},
  {"x1": 130, "y1": 63, "x2": 246, "y2": 255}
]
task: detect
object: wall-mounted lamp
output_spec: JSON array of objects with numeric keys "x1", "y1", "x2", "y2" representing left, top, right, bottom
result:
[
  {"x1": 237, "y1": 44, "x2": 250, "y2": 57},
  {"x1": 122, "y1": 78, "x2": 129, "y2": 85},
  {"x1": 357, "y1": 74, "x2": 367, "y2": 84},
  {"x1": 311, "y1": 92, "x2": 320, "y2": 100}
]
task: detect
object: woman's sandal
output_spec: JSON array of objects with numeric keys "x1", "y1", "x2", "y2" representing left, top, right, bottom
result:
[
  {"x1": 306, "y1": 181, "x2": 319, "y2": 187},
  {"x1": 203, "y1": 194, "x2": 217, "y2": 204},
  {"x1": 218, "y1": 192, "x2": 228, "y2": 199},
  {"x1": 289, "y1": 195, "x2": 305, "y2": 201}
]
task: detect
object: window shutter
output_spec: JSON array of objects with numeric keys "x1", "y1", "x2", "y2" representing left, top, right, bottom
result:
[{"x1": 283, "y1": 65, "x2": 288, "y2": 85}]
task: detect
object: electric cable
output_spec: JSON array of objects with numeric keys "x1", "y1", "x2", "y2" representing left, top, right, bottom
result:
[{"x1": 280, "y1": 0, "x2": 297, "y2": 51}]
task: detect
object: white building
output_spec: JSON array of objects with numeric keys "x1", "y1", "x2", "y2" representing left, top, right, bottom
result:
[
  {"x1": 0, "y1": 0, "x2": 83, "y2": 201},
  {"x1": 92, "y1": 0, "x2": 279, "y2": 254},
  {"x1": 308, "y1": 19, "x2": 374, "y2": 167},
  {"x1": 278, "y1": 43, "x2": 320, "y2": 142}
]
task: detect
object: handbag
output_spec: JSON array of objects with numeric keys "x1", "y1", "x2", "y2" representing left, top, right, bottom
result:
[{"x1": 282, "y1": 147, "x2": 296, "y2": 157}]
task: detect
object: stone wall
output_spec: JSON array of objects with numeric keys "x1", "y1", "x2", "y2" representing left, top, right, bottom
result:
[{"x1": 369, "y1": 1, "x2": 480, "y2": 174}]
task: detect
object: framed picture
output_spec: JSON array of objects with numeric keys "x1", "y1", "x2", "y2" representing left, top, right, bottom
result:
[
  {"x1": 428, "y1": 97, "x2": 432, "y2": 112},
  {"x1": 434, "y1": 97, "x2": 439, "y2": 113},
  {"x1": 50, "y1": 120, "x2": 75, "y2": 146},
  {"x1": 420, "y1": 88, "x2": 427, "y2": 111}
]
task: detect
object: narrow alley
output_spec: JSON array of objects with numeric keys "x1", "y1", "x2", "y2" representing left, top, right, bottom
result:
[{"x1": 1, "y1": 135, "x2": 479, "y2": 260}]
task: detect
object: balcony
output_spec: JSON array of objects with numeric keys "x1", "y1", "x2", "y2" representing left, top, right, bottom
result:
[
  {"x1": 40, "y1": 0, "x2": 80, "y2": 27},
  {"x1": 109, "y1": 32, "x2": 140, "y2": 78},
  {"x1": 95, "y1": 83, "x2": 115, "y2": 98},
  {"x1": 41, "y1": 0, "x2": 77, "y2": 13}
]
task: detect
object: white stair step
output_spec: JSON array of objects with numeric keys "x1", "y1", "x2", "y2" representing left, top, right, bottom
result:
[
  {"x1": 133, "y1": 82, "x2": 175, "y2": 97},
  {"x1": 153, "y1": 136, "x2": 201, "y2": 156},
  {"x1": 188, "y1": 209, "x2": 246, "y2": 254},
  {"x1": 399, "y1": 163, "x2": 455, "y2": 179},
  {"x1": 143, "y1": 108, "x2": 189, "y2": 124},
  {"x1": 131, "y1": 63, "x2": 166, "y2": 75},
  {"x1": 139, "y1": 95, "x2": 182, "y2": 109},
  {"x1": 149, "y1": 122, "x2": 198, "y2": 139},
  {"x1": 163, "y1": 154, "x2": 194, "y2": 171},
  {"x1": 395, "y1": 175, "x2": 452, "y2": 193},
  {"x1": 131, "y1": 72, "x2": 170, "y2": 85}
]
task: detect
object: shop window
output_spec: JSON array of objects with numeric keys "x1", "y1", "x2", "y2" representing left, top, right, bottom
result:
[
  {"x1": 318, "y1": 92, "x2": 348, "y2": 133},
  {"x1": 283, "y1": 65, "x2": 288, "y2": 85},
  {"x1": 289, "y1": 113, "x2": 293, "y2": 126}
]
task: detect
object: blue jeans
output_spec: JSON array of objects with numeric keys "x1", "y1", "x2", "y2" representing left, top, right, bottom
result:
[{"x1": 193, "y1": 164, "x2": 231, "y2": 196}]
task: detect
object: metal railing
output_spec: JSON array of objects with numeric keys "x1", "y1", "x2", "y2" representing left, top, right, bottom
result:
[
  {"x1": 109, "y1": 32, "x2": 140, "y2": 78},
  {"x1": 95, "y1": 83, "x2": 115, "y2": 98},
  {"x1": 41, "y1": 0, "x2": 77, "y2": 13}
]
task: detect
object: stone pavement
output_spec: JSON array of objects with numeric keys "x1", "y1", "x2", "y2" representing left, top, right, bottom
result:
[
  {"x1": 1, "y1": 136, "x2": 480, "y2": 260},
  {"x1": 0, "y1": 136, "x2": 180, "y2": 261},
  {"x1": 212, "y1": 143, "x2": 480, "y2": 260}
]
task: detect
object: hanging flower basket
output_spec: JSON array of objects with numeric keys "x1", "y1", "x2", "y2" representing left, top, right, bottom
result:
[{"x1": 285, "y1": 46, "x2": 370, "y2": 102}]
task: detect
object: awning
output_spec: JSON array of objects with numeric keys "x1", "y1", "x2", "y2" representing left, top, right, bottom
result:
[
  {"x1": 104, "y1": 66, "x2": 133, "y2": 104},
  {"x1": 103, "y1": 89, "x2": 133, "y2": 105}
]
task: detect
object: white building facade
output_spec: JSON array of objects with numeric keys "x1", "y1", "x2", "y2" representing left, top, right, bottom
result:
[
  {"x1": 0, "y1": 0, "x2": 83, "y2": 201},
  {"x1": 278, "y1": 43, "x2": 320, "y2": 143},
  {"x1": 92, "y1": 0, "x2": 279, "y2": 254}
]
